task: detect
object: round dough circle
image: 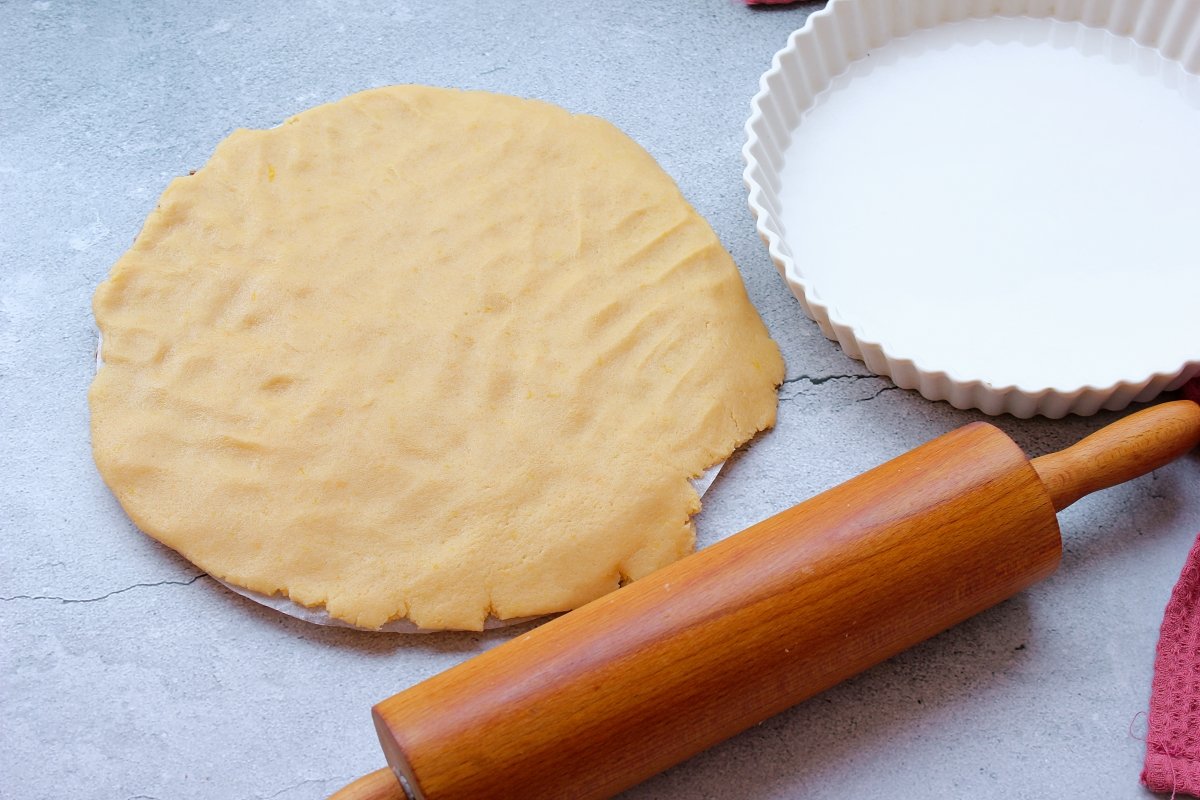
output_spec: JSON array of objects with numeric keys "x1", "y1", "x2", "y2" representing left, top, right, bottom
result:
[{"x1": 90, "y1": 86, "x2": 784, "y2": 630}]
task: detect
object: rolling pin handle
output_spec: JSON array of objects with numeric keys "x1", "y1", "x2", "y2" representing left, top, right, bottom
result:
[
  {"x1": 1031, "y1": 399, "x2": 1200, "y2": 512},
  {"x1": 327, "y1": 767, "x2": 409, "y2": 800}
]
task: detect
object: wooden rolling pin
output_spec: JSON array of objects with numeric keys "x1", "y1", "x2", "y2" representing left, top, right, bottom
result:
[{"x1": 332, "y1": 400, "x2": 1200, "y2": 800}]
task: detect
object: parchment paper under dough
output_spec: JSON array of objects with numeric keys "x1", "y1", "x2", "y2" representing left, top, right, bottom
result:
[{"x1": 89, "y1": 85, "x2": 785, "y2": 631}]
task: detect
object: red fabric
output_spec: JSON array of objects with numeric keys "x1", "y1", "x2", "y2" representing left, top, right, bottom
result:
[
  {"x1": 1184, "y1": 379, "x2": 1200, "y2": 405},
  {"x1": 1142, "y1": 529, "x2": 1200, "y2": 797}
]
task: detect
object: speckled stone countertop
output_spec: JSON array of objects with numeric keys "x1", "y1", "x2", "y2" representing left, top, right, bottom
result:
[{"x1": 3, "y1": 2, "x2": 1198, "y2": 798}]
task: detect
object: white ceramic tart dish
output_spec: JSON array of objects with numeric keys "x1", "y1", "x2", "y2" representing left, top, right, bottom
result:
[{"x1": 745, "y1": 0, "x2": 1200, "y2": 418}]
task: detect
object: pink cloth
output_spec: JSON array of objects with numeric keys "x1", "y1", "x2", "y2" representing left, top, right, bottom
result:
[
  {"x1": 1141, "y1": 382, "x2": 1200, "y2": 796},
  {"x1": 1142, "y1": 528, "x2": 1200, "y2": 797},
  {"x1": 1184, "y1": 380, "x2": 1200, "y2": 406}
]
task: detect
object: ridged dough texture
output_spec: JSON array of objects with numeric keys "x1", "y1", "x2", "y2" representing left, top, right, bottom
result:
[{"x1": 90, "y1": 86, "x2": 785, "y2": 631}]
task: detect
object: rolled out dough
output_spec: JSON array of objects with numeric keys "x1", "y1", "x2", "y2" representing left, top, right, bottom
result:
[{"x1": 90, "y1": 86, "x2": 784, "y2": 630}]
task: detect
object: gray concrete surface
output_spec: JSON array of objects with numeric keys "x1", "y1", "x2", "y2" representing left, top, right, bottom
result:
[{"x1": 3, "y1": 1, "x2": 1198, "y2": 798}]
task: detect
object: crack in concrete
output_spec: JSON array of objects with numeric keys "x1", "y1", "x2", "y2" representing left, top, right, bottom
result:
[
  {"x1": 0, "y1": 573, "x2": 207, "y2": 603},
  {"x1": 258, "y1": 774, "x2": 360, "y2": 800},
  {"x1": 779, "y1": 372, "x2": 891, "y2": 403},
  {"x1": 781, "y1": 372, "x2": 875, "y2": 387},
  {"x1": 856, "y1": 385, "x2": 903, "y2": 403}
]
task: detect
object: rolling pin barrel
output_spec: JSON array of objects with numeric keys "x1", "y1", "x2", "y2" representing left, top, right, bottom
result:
[{"x1": 370, "y1": 421, "x2": 1063, "y2": 800}]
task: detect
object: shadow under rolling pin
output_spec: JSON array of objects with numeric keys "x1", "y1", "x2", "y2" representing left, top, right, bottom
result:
[{"x1": 330, "y1": 399, "x2": 1200, "y2": 800}]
